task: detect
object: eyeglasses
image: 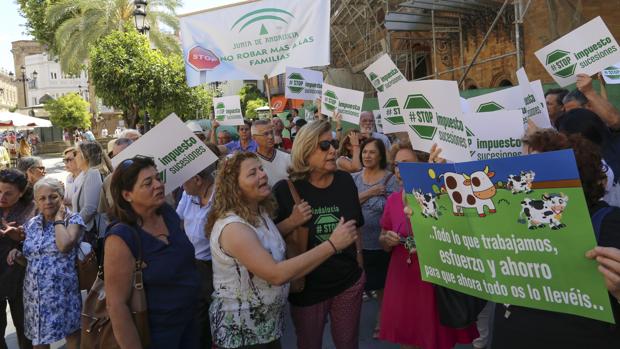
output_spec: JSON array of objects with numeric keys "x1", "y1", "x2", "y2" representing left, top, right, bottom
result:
[
  {"x1": 238, "y1": 127, "x2": 250, "y2": 132},
  {"x1": 120, "y1": 155, "x2": 154, "y2": 170},
  {"x1": 318, "y1": 139, "x2": 339, "y2": 151},
  {"x1": 254, "y1": 130, "x2": 275, "y2": 138},
  {"x1": 32, "y1": 166, "x2": 45, "y2": 171},
  {"x1": 63, "y1": 157, "x2": 74, "y2": 163}
]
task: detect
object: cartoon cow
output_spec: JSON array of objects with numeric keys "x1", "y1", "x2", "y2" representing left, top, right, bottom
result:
[
  {"x1": 441, "y1": 166, "x2": 497, "y2": 217},
  {"x1": 413, "y1": 190, "x2": 439, "y2": 219},
  {"x1": 507, "y1": 170, "x2": 536, "y2": 194},
  {"x1": 520, "y1": 193, "x2": 568, "y2": 230}
]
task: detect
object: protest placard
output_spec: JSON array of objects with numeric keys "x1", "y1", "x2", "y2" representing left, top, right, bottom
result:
[
  {"x1": 377, "y1": 90, "x2": 406, "y2": 134},
  {"x1": 321, "y1": 82, "x2": 364, "y2": 124},
  {"x1": 179, "y1": 0, "x2": 330, "y2": 86},
  {"x1": 400, "y1": 150, "x2": 615, "y2": 323},
  {"x1": 463, "y1": 110, "x2": 524, "y2": 161},
  {"x1": 372, "y1": 110, "x2": 383, "y2": 134},
  {"x1": 213, "y1": 95, "x2": 244, "y2": 126},
  {"x1": 364, "y1": 53, "x2": 407, "y2": 93},
  {"x1": 602, "y1": 63, "x2": 620, "y2": 84},
  {"x1": 285, "y1": 67, "x2": 323, "y2": 100},
  {"x1": 111, "y1": 114, "x2": 218, "y2": 195},
  {"x1": 397, "y1": 80, "x2": 471, "y2": 162},
  {"x1": 466, "y1": 81, "x2": 552, "y2": 129},
  {"x1": 516, "y1": 68, "x2": 552, "y2": 129},
  {"x1": 535, "y1": 16, "x2": 620, "y2": 87}
]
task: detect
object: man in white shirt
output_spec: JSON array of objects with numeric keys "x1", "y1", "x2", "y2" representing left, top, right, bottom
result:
[{"x1": 251, "y1": 119, "x2": 291, "y2": 187}]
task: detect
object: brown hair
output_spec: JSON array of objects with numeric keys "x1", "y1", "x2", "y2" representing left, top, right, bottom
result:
[
  {"x1": 108, "y1": 156, "x2": 160, "y2": 226},
  {"x1": 205, "y1": 152, "x2": 276, "y2": 235},
  {"x1": 523, "y1": 129, "x2": 606, "y2": 207},
  {"x1": 337, "y1": 129, "x2": 361, "y2": 157}
]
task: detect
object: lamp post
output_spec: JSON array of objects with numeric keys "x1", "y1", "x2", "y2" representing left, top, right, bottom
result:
[
  {"x1": 9, "y1": 66, "x2": 37, "y2": 108},
  {"x1": 133, "y1": 0, "x2": 151, "y2": 132}
]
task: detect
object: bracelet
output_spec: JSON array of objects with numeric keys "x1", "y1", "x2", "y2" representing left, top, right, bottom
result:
[
  {"x1": 327, "y1": 239, "x2": 338, "y2": 254},
  {"x1": 53, "y1": 220, "x2": 65, "y2": 227},
  {"x1": 356, "y1": 250, "x2": 362, "y2": 254},
  {"x1": 336, "y1": 127, "x2": 343, "y2": 131}
]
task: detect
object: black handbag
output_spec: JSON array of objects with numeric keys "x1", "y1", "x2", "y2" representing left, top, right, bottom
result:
[{"x1": 434, "y1": 286, "x2": 487, "y2": 328}]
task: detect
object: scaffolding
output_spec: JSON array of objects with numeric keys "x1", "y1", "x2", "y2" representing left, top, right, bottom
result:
[{"x1": 329, "y1": 0, "x2": 534, "y2": 92}]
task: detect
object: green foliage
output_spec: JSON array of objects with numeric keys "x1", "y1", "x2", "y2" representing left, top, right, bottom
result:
[
  {"x1": 239, "y1": 84, "x2": 266, "y2": 113},
  {"x1": 245, "y1": 98, "x2": 268, "y2": 119},
  {"x1": 44, "y1": 93, "x2": 91, "y2": 129},
  {"x1": 17, "y1": 0, "x2": 63, "y2": 50},
  {"x1": 46, "y1": 0, "x2": 182, "y2": 75},
  {"x1": 90, "y1": 29, "x2": 213, "y2": 127}
]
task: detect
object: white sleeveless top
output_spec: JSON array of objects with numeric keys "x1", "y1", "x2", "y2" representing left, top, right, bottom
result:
[{"x1": 209, "y1": 212, "x2": 289, "y2": 348}]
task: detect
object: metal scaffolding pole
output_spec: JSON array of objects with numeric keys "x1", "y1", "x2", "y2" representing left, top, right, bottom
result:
[
  {"x1": 515, "y1": 0, "x2": 522, "y2": 68},
  {"x1": 458, "y1": 0, "x2": 510, "y2": 86},
  {"x1": 432, "y1": 10, "x2": 438, "y2": 78}
]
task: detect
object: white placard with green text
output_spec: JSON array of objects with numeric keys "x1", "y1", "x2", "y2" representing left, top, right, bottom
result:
[
  {"x1": 463, "y1": 110, "x2": 525, "y2": 161},
  {"x1": 180, "y1": 0, "x2": 330, "y2": 86},
  {"x1": 377, "y1": 90, "x2": 407, "y2": 134},
  {"x1": 398, "y1": 80, "x2": 471, "y2": 162},
  {"x1": 364, "y1": 53, "x2": 407, "y2": 93},
  {"x1": 285, "y1": 67, "x2": 323, "y2": 100},
  {"x1": 465, "y1": 81, "x2": 552, "y2": 129},
  {"x1": 321, "y1": 82, "x2": 364, "y2": 125},
  {"x1": 534, "y1": 16, "x2": 620, "y2": 87},
  {"x1": 602, "y1": 63, "x2": 620, "y2": 84},
  {"x1": 213, "y1": 95, "x2": 244, "y2": 126},
  {"x1": 111, "y1": 114, "x2": 219, "y2": 195},
  {"x1": 516, "y1": 68, "x2": 552, "y2": 129}
]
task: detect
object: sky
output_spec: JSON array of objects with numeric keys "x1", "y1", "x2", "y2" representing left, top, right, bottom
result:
[{"x1": 0, "y1": 0, "x2": 245, "y2": 73}]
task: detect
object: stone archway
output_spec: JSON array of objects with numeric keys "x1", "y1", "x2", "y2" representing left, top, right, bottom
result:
[
  {"x1": 463, "y1": 78, "x2": 479, "y2": 90},
  {"x1": 490, "y1": 72, "x2": 513, "y2": 88}
]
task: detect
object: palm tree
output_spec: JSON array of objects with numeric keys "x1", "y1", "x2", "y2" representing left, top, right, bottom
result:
[
  {"x1": 46, "y1": 0, "x2": 181, "y2": 129},
  {"x1": 46, "y1": 0, "x2": 182, "y2": 75}
]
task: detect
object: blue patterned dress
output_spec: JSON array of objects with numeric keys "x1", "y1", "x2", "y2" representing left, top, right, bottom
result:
[{"x1": 22, "y1": 212, "x2": 85, "y2": 345}]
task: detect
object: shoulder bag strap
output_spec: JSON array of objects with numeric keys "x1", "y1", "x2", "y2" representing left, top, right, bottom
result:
[
  {"x1": 383, "y1": 172, "x2": 394, "y2": 186},
  {"x1": 287, "y1": 180, "x2": 302, "y2": 205},
  {"x1": 592, "y1": 206, "x2": 615, "y2": 243}
]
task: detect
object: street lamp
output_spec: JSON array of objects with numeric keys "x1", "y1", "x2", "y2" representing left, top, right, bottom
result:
[
  {"x1": 134, "y1": 0, "x2": 150, "y2": 132},
  {"x1": 9, "y1": 65, "x2": 38, "y2": 107}
]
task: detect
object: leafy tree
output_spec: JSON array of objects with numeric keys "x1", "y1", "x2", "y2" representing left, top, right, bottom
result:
[
  {"x1": 44, "y1": 93, "x2": 91, "y2": 132},
  {"x1": 90, "y1": 29, "x2": 213, "y2": 127},
  {"x1": 239, "y1": 84, "x2": 266, "y2": 114},
  {"x1": 46, "y1": 0, "x2": 181, "y2": 75},
  {"x1": 245, "y1": 98, "x2": 268, "y2": 119},
  {"x1": 17, "y1": 0, "x2": 63, "y2": 50}
]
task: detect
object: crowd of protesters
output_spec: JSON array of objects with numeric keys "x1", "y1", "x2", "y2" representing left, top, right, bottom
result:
[{"x1": 0, "y1": 76, "x2": 617, "y2": 349}]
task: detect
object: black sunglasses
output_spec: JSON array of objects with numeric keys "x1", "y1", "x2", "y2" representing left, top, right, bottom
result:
[
  {"x1": 120, "y1": 155, "x2": 154, "y2": 170},
  {"x1": 318, "y1": 139, "x2": 339, "y2": 151}
]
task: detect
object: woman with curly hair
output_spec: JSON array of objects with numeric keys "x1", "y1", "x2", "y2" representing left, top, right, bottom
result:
[
  {"x1": 206, "y1": 151, "x2": 358, "y2": 349},
  {"x1": 492, "y1": 130, "x2": 620, "y2": 349}
]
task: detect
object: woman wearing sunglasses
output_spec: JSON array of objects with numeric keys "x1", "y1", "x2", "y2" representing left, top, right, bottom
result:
[
  {"x1": 105, "y1": 156, "x2": 200, "y2": 348},
  {"x1": 378, "y1": 142, "x2": 477, "y2": 349},
  {"x1": 272, "y1": 120, "x2": 365, "y2": 349}
]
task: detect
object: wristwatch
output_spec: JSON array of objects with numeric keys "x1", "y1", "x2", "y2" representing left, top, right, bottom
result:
[{"x1": 53, "y1": 220, "x2": 65, "y2": 227}]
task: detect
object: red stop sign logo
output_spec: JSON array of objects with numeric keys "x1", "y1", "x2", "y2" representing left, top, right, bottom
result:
[{"x1": 187, "y1": 46, "x2": 220, "y2": 71}]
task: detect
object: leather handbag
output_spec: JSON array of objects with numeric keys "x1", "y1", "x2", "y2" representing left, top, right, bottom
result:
[
  {"x1": 81, "y1": 225, "x2": 150, "y2": 349},
  {"x1": 284, "y1": 180, "x2": 309, "y2": 293},
  {"x1": 77, "y1": 243, "x2": 98, "y2": 291}
]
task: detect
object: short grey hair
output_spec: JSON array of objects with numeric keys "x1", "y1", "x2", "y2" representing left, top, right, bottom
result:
[
  {"x1": 33, "y1": 177, "x2": 64, "y2": 198},
  {"x1": 251, "y1": 119, "x2": 271, "y2": 135},
  {"x1": 78, "y1": 142, "x2": 103, "y2": 167},
  {"x1": 114, "y1": 137, "x2": 133, "y2": 147},
  {"x1": 119, "y1": 129, "x2": 141, "y2": 140},
  {"x1": 563, "y1": 89, "x2": 588, "y2": 106},
  {"x1": 17, "y1": 156, "x2": 43, "y2": 173}
]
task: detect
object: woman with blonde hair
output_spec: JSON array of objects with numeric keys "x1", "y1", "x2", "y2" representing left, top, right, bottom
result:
[
  {"x1": 18, "y1": 138, "x2": 31, "y2": 158},
  {"x1": 207, "y1": 151, "x2": 358, "y2": 349},
  {"x1": 336, "y1": 129, "x2": 363, "y2": 173},
  {"x1": 273, "y1": 120, "x2": 365, "y2": 349}
]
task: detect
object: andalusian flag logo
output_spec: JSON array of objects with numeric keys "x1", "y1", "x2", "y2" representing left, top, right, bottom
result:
[{"x1": 231, "y1": 8, "x2": 295, "y2": 35}]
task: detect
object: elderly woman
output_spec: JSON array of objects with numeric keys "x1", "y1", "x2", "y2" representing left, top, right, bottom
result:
[
  {"x1": 0, "y1": 169, "x2": 35, "y2": 349},
  {"x1": 272, "y1": 120, "x2": 365, "y2": 349},
  {"x1": 7, "y1": 177, "x2": 84, "y2": 349},
  {"x1": 72, "y1": 142, "x2": 105, "y2": 243},
  {"x1": 379, "y1": 142, "x2": 477, "y2": 349},
  {"x1": 105, "y1": 156, "x2": 200, "y2": 348},
  {"x1": 207, "y1": 151, "x2": 358, "y2": 349},
  {"x1": 491, "y1": 130, "x2": 620, "y2": 348}
]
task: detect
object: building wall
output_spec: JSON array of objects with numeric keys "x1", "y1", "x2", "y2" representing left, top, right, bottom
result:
[
  {"x1": 0, "y1": 70, "x2": 18, "y2": 111},
  {"x1": 24, "y1": 53, "x2": 89, "y2": 106},
  {"x1": 522, "y1": 0, "x2": 620, "y2": 83},
  {"x1": 11, "y1": 40, "x2": 45, "y2": 107}
]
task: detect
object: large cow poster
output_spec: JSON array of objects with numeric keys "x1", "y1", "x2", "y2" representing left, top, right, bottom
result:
[{"x1": 400, "y1": 150, "x2": 615, "y2": 323}]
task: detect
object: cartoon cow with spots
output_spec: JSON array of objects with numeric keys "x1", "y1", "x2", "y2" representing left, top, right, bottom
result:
[
  {"x1": 520, "y1": 193, "x2": 568, "y2": 230},
  {"x1": 507, "y1": 170, "x2": 535, "y2": 194},
  {"x1": 441, "y1": 166, "x2": 497, "y2": 217},
  {"x1": 413, "y1": 190, "x2": 439, "y2": 219}
]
